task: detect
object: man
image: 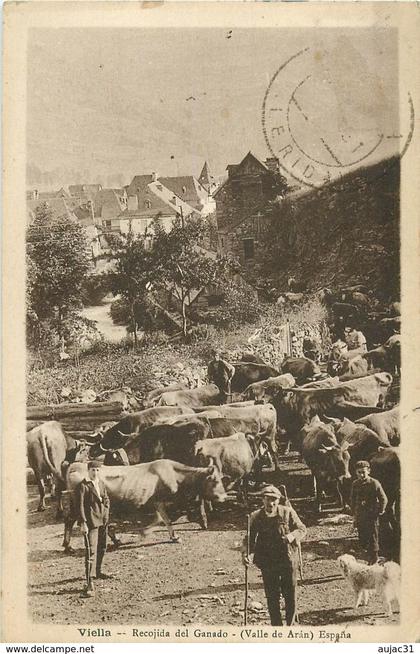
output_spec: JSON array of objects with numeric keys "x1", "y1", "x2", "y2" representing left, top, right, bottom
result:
[
  {"x1": 207, "y1": 349, "x2": 235, "y2": 404},
  {"x1": 343, "y1": 322, "x2": 367, "y2": 358},
  {"x1": 242, "y1": 485, "x2": 306, "y2": 626},
  {"x1": 351, "y1": 460, "x2": 388, "y2": 565},
  {"x1": 78, "y1": 460, "x2": 112, "y2": 598}
]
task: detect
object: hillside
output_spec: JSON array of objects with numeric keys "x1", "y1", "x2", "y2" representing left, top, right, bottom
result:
[{"x1": 262, "y1": 157, "x2": 400, "y2": 300}]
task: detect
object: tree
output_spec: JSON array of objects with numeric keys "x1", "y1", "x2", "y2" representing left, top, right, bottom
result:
[
  {"x1": 27, "y1": 203, "x2": 91, "y2": 340},
  {"x1": 106, "y1": 231, "x2": 156, "y2": 346},
  {"x1": 152, "y1": 217, "x2": 234, "y2": 339}
]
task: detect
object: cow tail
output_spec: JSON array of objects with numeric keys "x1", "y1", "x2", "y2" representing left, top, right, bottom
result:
[{"x1": 40, "y1": 433, "x2": 63, "y2": 481}]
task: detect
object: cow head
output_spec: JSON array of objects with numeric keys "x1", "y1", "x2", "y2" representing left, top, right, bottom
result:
[
  {"x1": 201, "y1": 457, "x2": 227, "y2": 504},
  {"x1": 89, "y1": 427, "x2": 130, "y2": 458}
]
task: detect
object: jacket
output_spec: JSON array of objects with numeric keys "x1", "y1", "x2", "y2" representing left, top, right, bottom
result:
[
  {"x1": 245, "y1": 505, "x2": 306, "y2": 570},
  {"x1": 351, "y1": 476, "x2": 388, "y2": 522},
  {"x1": 78, "y1": 478, "x2": 110, "y2": 529}
]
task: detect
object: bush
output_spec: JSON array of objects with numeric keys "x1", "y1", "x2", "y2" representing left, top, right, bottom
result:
[{"x1": 204, "y1": 278, "x2": 260, "y2": 327}]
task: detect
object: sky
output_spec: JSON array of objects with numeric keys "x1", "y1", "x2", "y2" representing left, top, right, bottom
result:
[{"x1": 27, "y1": 27, "x2": 399, "y2": 189}]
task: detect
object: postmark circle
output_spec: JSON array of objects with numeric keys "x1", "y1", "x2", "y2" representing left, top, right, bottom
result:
[{"x1": 262, "y1": 47, "x2": 414, "y2": 189}]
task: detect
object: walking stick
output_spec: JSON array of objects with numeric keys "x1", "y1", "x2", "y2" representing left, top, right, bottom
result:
[
  {"x1": 244, "y1": 513, "x2": 250, "y2": 626},
  {"x1": 226, "y1": 379, "x2": 232, "y2": 404},
  {"x1": 84, "y1": 532, "x2": 92, "y2": 589},
  {"x1": 298, "y1": 541, "x2": 304, "y2": 581}
]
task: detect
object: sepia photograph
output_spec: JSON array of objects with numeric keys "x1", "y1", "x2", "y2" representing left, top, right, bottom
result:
[{"x1": 2, "y1": 1, "x2": 420, "y2": 644}]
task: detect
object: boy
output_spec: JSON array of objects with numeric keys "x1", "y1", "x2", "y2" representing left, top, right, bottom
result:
[
  {"x1": 351, "y1": 460, "x2": 387, "y2": 565},
  {"x1": 78, "y1": 460, "x2": 112, "y2": 598}
]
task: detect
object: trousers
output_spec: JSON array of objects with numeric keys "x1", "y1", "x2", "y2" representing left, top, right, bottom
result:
[
  {"x1": 357, "y1": 516, "x2": 379, "y2": 564},
  {"x1": 261, "y1": 565, "x2": 296, "y2": 626},
  {"x1": 84, "y1": 525, "x2": 107, "y2": 585}
]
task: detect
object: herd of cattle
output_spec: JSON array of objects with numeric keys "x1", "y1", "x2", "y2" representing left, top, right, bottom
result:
[{"x1": 27, "y1": 335, "x2": 401, "y2": 564}]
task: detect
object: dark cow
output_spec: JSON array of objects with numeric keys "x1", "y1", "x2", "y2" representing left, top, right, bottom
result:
[
  {"x1": 274, "y1": 373, "x2": 393, "y2": 435},
  {"x1": 157, "y1": 384, "x2": 221, "y2": 408},
  {"x1": 363, "y1": 337, "x2": 400, "y2": 374},
  {"x1": 242, "y1": 373, "x2": 295, "y2": 403},
  {"x1": 136, "y1": 419, "x2": 210, "y2": 466},
  {"x1": 240, "y1": 353, "x2": 267, "y2": 365},
  {"x1": 62, "y1": 459, "x2": 227, "y2": 550},
  {"x1": 368, "y1": 447, "x2": 400, "y2": 561},
  {"x1": 300, "y1": 416, "x2": 351, "y2": 512},
  {"x1": 281, "y1": 356, "x2": 321, "y2": 385},
  {"x1": 90, "y1": 417, "x2": 209, "y2": 464},
  {"x1": 27, "y1": 421, "x2": 81, "y2": 514},
  {"x1": 230, "y1": 362, "x2": 281, "y2": 393},
  {"x1": 356, "y1": 406, "x2": 400, "y2": 446},
  {"x1": 89, "y1": 406, "x2": 193, "y2": 456}
]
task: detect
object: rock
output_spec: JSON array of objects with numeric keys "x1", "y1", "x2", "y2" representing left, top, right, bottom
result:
[
  {"x1": 318, "y1": 540, "x2": 329, "y2": 546},
  {"x1": 250, "y1": 601, "x2": 264, "y2": 611}
]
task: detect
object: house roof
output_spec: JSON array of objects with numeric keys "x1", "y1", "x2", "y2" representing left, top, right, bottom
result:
[
  {"x1": 68, "y1": 184, "x2": 102, "y2": 197},
  {"x1": 126, "y1": 175, "x2": 154, "y2": 197},
  {"x1": 94, "y1": 188, "x2": 126, "y2": 218},
  {"x1": 148, "y1": 181, "x2": 196, "y2": 218},
  {"x1": 157, "y1": 176, "x2": 208, "y2": 210}
]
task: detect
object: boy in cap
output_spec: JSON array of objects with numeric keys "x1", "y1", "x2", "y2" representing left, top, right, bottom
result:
[
  {"x1": 78, "y1": 460, "x2": 111, "y2": 598},
  {"x1": 207, "y1": 349, "x2": 235, "y2": 404},
  {"x1": 351, "y1": 460, "x2": 388, "y2": 565},
  {"x1": 242, "y1": 485, "x2": 306, "y2": 625}
]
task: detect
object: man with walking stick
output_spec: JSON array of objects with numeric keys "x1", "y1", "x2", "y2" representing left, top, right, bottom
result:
[
  {"x1": 242, "y1": 485, "x2": 306, "y2": 626},
  {"x1": 77, "y1": 460, "x2": 112, "y2": 598}
]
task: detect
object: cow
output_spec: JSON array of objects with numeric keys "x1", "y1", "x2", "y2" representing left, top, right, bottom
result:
[
  {"x1": 144, "y1": 382, "x2": 189, "y2": 408},
  {"x1": 242, "y1": 373, "x2": 295, "y2": 403},
  {"x1": 334, "y1": 418, "x2": 391, "y2": 472},
  {"x1": 363, "y1": 335, "x2": 401, "y2": 375},
  {"x1": 157, "y1": 384, "x2": 221, "y2": 408},
  {"x1": 273, "y1": 373, "x2": 393, "y2": 436},
  {"x1": 280, "y1": 357, "x2": 321, "y2": 385},
  {"x1": 300, "y1": 416, "x2": 351, "y2": 512},
  {"x1": 230, "y1": 362, "x2": 281, "y2": 393},
  {"x1": 89, "y1": 406, "x2": 193, "y2": 456},
  {"x1": 301, "y1": 377, "x2": 340, "y2": 389},
  {"x1": 27, "y1": 421, "x2": 81, "y2": 514},
  {"x1": 194, "y1": 433, "x2": 266, "y2": 511},
  {"x1": 328, "y1": 342, "x2": 369, "y2": 378},
  {"x1": 195, "y1": 433, "x2": 257, "y2": 487},
  {"x1": 368, "y1": 447, "x2": 400, "y2": 561},
  {"x1": 194, "y1": 403, "x2": 278, "y2": 456},
  {"x1": 356, "y1": 406, "x2": 400, "y2": 446},
  {"x1": 240, "y1": 353, "x2": 267, "y2": 365},
  {"x1": 62, "y1": 459, "x2": 227, "y2": 551},
  {"x1": 134, "y1": 419, "x2": 210, "y2": 466}
]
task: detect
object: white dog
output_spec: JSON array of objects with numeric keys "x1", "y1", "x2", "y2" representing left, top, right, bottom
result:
[{"x1": 338, "y1": 554, "x2": 400, "y2": 617}]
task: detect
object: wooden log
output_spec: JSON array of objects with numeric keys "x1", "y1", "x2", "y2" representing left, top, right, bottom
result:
[{"x1": 27, "y1": 401, "x2": 124, "y2": 421}]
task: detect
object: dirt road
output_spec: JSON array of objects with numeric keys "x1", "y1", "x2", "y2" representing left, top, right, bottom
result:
[{"x1": 27, "y1": 481, "x2": 399, "y2": 627}]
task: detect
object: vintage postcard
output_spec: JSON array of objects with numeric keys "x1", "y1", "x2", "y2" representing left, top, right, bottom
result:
[{"x1": 2, "y1": 1, "x2": 420, "y2": 645}]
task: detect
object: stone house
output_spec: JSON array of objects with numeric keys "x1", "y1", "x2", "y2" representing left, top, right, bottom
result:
[{"x1": 214, "y1": 152, "x2": 289, "y2": 266}]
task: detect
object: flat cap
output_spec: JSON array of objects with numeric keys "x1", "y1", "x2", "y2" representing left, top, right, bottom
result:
[
  {"x1": 88, "y1": 459, "x2": 103, "y2": 469},
  {"x1": 355, "y1": 460, "x2": 370, "y2": 470},
  {"x1": 262, "y1": 484, "x2": 282, "y2": 498}
]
